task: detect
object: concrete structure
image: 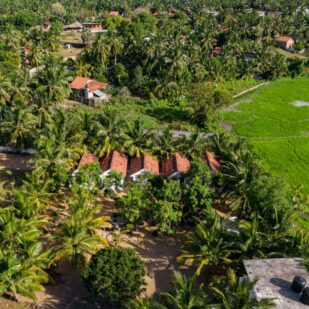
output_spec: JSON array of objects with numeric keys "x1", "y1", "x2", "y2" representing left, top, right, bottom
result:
[
  {"x1": 274, "y1": 36, "x2": 295, "y2": 50},
  {"x1": 244, "y1": 258, "x2": 309, "y2": 308}
]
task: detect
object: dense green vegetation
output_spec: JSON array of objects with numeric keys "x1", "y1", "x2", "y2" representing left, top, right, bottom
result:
[
  {"x1": 223, "y1": 77, "x2": 309, "y2": 194},
  {"x1": 0, "y1": 0, "x2": 308, "y2": 307}
]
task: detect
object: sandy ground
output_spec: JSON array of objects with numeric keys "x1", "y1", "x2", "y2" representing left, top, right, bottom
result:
[
  {"x1": 2, "y1": 196, "x2": 194, "y2": 308},
  {"x1": 0, "y1": 153, "x2": 33, "y2": 171}
]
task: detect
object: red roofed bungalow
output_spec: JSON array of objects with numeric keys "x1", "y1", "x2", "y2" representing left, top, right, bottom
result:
[
  {"x1": 129, "y1": 154, "x2": 159, "y2": 181},
  {"x1": 100, "y1": 151, "x2": 128, "y2": 181},
  {"x1": 161, "y1": 153, "x2": 190, "y2": 179},
  {"x1": 274, "y1": 36, "x2": 294, "y2": 50},
  {"x1": 109, "y1": 11, "x2": 120, "y2": 16},
  {"x1": 78, "y1": 152, "x2": 99, "y2": 168},
  {"x1": 203, "y1": 151, "x2": 220, "y2": 173},
  {"x1": 71, "y1": 77, "x2": 108, "y2": 106},
  {"x1": 212, "y1": 46, "x2": 222, "y2": 56}
]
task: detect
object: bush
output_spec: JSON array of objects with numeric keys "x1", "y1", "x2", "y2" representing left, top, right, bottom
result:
[{"x1": 82, "y1": 247, "x2": 146, "y2": 304}]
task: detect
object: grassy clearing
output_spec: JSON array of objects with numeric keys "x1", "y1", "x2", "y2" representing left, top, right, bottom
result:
[{"x1": 222, "y1": 77, "x2": 309, "y2": 195}]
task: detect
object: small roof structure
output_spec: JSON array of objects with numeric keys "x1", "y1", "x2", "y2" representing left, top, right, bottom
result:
[
  {"x1": 64, "y1": 21, "x2": 83, "y2": 30},
  {"x1": 244, "y1": 258, "x2": 309, "y2": 309},
  {"x1": 203, "y1": 151, "x2": 220, "y2": 173},
  {"x1": 78, "y1": 153, "x2": 99, "y2": 167},
  {"x1": 71, "y1": 77, "x2": 107, "y2": 92},
  {"x1": 100, "y1": 151, "x2": 128, "y2": 177},
  {"x1": 274, "y1": 36, "x2": 293, "y2": 43},
  {"x1": 212, "y1": 46, "x2": 222, "y2": 55},
  {"x1": 109, "y1": 11, "x2": 119, "y2": 16},
  {"x1": 161, "y1": 153, "x2": 190, "y2": 177},
  {"x1": 129, "y1": 154, "x2": 160, "y2": 177}
]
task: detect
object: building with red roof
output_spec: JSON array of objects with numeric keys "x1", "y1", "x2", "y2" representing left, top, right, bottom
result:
[
  {"x1": 203, "y1": 151, "x2": 220, "y2": 173},
  {"x1": 78, "y1": 152, "x2": 99, "y2": 168},
  {"x1": 71, "y1": 77, "x2": 108, "y2": 106},
  {"x1": 212, "y1": 46, "x2": 222, "y2": 56},
  {"x1": 128, "y1": 154, "x2": 159, "y2": 181},
  {"x1": 109, "y1": 11, "x2": 120, "y2": 16},
  {"x1": 100, "y1": 151, "x2": 128, "y2": 179},
  {"x1": 161, "y1": 153, "x2": 190, "y2": 179},
  {"x1": 274, "y1": 36, "x2": 294, "y2": 50}
]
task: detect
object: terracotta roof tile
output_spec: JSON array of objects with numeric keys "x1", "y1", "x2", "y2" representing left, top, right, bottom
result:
[
  {"x1": 109, "y1": 11, "x2": 119, "y2": 16},
  {"x1": 100, "y1": 151, "x2": 128, "y2": 177},
  {"x1": 129, "y1": 154, "x2": 159, "y2": 176},
  {"x1": 79, "y1": 153, "x2": 99, "y2": 167},
  {"x1": 274, "y1": 36, "x2": 293, "y2": 42},
  {"x1": 71, "y1": 77, "x2": 107, "y2": 92},
  {"x1": 161, "y1": 153, "x2": 190, "y2": 177},
  {"x1": 203, "y1": 151, "x2": 220, "y2": 172}
]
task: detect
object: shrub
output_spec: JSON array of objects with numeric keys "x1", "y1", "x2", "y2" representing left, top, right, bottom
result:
[{"x1": 82, "y1": 247, "x2": 146, "y2": 304}]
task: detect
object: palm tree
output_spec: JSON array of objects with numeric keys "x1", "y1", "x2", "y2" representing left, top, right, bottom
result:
[
  {"x1": 127, "y1": 297, "x2": 165, "y2": 309},
  {"x1": 178, "y1": 208, "x2": 232, "y2": 276},
  {"x1": 75, "y1": 58, "x2": 94, "y2": 77},
  {"x1": 34, "y1": 57, "x2": 71, "y2": 104},
  {"x1": 122, "y1": 118, "x2": 153, "y2": 157},
  {"x1": 159, "y1": 271, "x2": 206, "y2": 309},
  {"x1": 1, "y1": 103, "x2": 38, "y2": 151}
]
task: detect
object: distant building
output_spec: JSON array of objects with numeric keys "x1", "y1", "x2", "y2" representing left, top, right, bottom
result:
[
  {"x1": 78, "y1": 153, "x2": 99, "y2": 168},
  {"x1": 212, "y1": 46, "x2": 222, "y2": 56},
  {"x1": 161, "y1": 153, "x2": 190, "y2": 179},
  {"x1": 202, "y1": 151, "x2": 220, "y2": 174},
  {"x1": 82, "y1": 22, "x2": 102, "y2": 31},
  {"x1": 128, "y1": 154, "x2": 159, "y2": 182},
  {"x1": 64, "y1": 21, "x2": 83, "y2": 31},
  {"x1": 71, "y1": 76, "x2": 109, "y2": 106},
  {"x1": 274, "y1": 36, "x2": 295, "y2": 50},
  {"x1": 109, "y1": 11, "x2": 120, "y2": 16}
]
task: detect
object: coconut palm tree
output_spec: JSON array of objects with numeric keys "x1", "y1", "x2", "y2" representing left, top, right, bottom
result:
[
  {"x1": 159, "y1": 271, "x2": 206, "y2": 309},
  {"x1": 178, "y1": 208, "x2": 232, "y2": 275}
]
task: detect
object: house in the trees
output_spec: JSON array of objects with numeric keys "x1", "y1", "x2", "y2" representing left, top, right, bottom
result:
[
  {"x1": 203, "y1": 151, "x2": 220, "y2": 175},
  {"x1": 64, "y1": 21, "x2": 83, "y2": 31},
  {"x1": 78, "y1": 152, "x2": 99, "y2": 168},
  {"x1": 212, "y1": 46, "x2": 222, "y2": 56},
  {"x1": 109, "y1": 11, "x2": 120, "y2": 16},
  {"x1": 161, "y1": 153, "x2": 190, "y2": 179},
  {"x1": 128, "y1": 154, "x2": 159, "y2": 182},
  {"x1": 274, "y1": 36, "x2": 295, "y2": 50},
  {"x1": 100, "y1": 151, "x2": 128, "y2": 185},
  {"x1": 71, "y1": 76, "x2": 109, "y2": 106}
]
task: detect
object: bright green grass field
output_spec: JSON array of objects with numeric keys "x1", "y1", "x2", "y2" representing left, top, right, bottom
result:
[{"x1": 222, "y1": 77, "x2": 309, "y2": 194}]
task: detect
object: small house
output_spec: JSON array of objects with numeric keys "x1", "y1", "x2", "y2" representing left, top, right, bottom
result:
[
  {"x1": 78, "y1": 153, "x2": 99, "y2": 168},
  {"x1": 64, "y1": 21, "x2": 83, "y2": 31},
  {"x1": 82, "y1": 22, "x2": 102, "y2": 31},
  {"x1": 71, "y1": 76, "x2": 109, "y2": 106},
  {"x1": 274, "y1": 36, "x2": 294, "y2": 50},
  {"x1": 161, "y1": 153, "x2": 190, "y2": 179},
  {"x1": 212, "y1": 46, "x2": 222, "y2": 56},
  {"x1": 100, "y1": 151, "x2": 128, "y2": 185},
  {"x1": 109, "y1": 11, "x2": 120, "y2": 17},
  {"x1": 128, "y1": 154, "x2": 159, "y2": 182}
]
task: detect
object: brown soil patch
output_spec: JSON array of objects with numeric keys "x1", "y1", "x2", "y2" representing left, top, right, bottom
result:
[{"x1": 0, "y1": 153, "x2": 33, "y2": 171}]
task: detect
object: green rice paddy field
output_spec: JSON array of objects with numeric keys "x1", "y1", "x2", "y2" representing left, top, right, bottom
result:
[{"x1": 222, "y1": 77, "x2": 309, "y2": 195}]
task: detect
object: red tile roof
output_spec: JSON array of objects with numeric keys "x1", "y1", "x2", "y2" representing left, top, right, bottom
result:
[
  {"x1": 129, "y1": 154, "x2": 159, "y2": 176},
  {"x1": 274, "y1": 36, "x2": 293, "y2": 42},
  {"x1": 71, "y1": 77, "x2": 107, "y2": 92},
  {"x1": 212, "y1": 46, "x2": 222, "y2": 55},
  {"x1": 79, "y1": 153, "x2": 99, "y2": 167},
  {"x1": 161, "y1": 153, "x2": 190, "y2": 177},
  {"x1": 100, "y1": 151, "x2": 128, "y2": 176},
  {"x1": 203, "y1": 151, "x2": 220, "y2": 172},
  {"x1": 109, "y1": 11, "x2": 119, "y2": 16}
]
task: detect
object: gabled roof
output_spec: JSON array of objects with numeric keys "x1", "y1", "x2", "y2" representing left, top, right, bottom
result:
[
  {"x1": 129, "y1": 154, "x2": 159, "y2": 176},
  {"x1": 109, "y1": 11, "x2": 119, "y2": 16},
  {"x1": 274, "y1": 36, "x2": 293, "y2": 42},
  {"x1": 203, "y1": 151, "x2": 220, "y2": 172},
  {"x1": 64, "y1": 21, "x2": 83, "y2": 30},
  {"x1": 100, "y1": 151, "x2": 128, "y2": 177},
  {"x1": 78, "y1": 152, "x2": 99, "y2": 167},
  {"x1": 161, "y1": 153, "x2": 190, "y2": 177},
  {"x1": 71, "y1": 77, "x2": 107, "y2": 92}
]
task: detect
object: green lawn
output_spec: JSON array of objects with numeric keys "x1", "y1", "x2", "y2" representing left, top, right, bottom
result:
[{"x1": 222, "y1": 77, "x2": 309, "y2": 195}]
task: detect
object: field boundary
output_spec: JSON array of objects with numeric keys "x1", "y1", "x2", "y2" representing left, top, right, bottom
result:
[{"x1": 232, "y1": 82, "x2": 268, "y2": 99}]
